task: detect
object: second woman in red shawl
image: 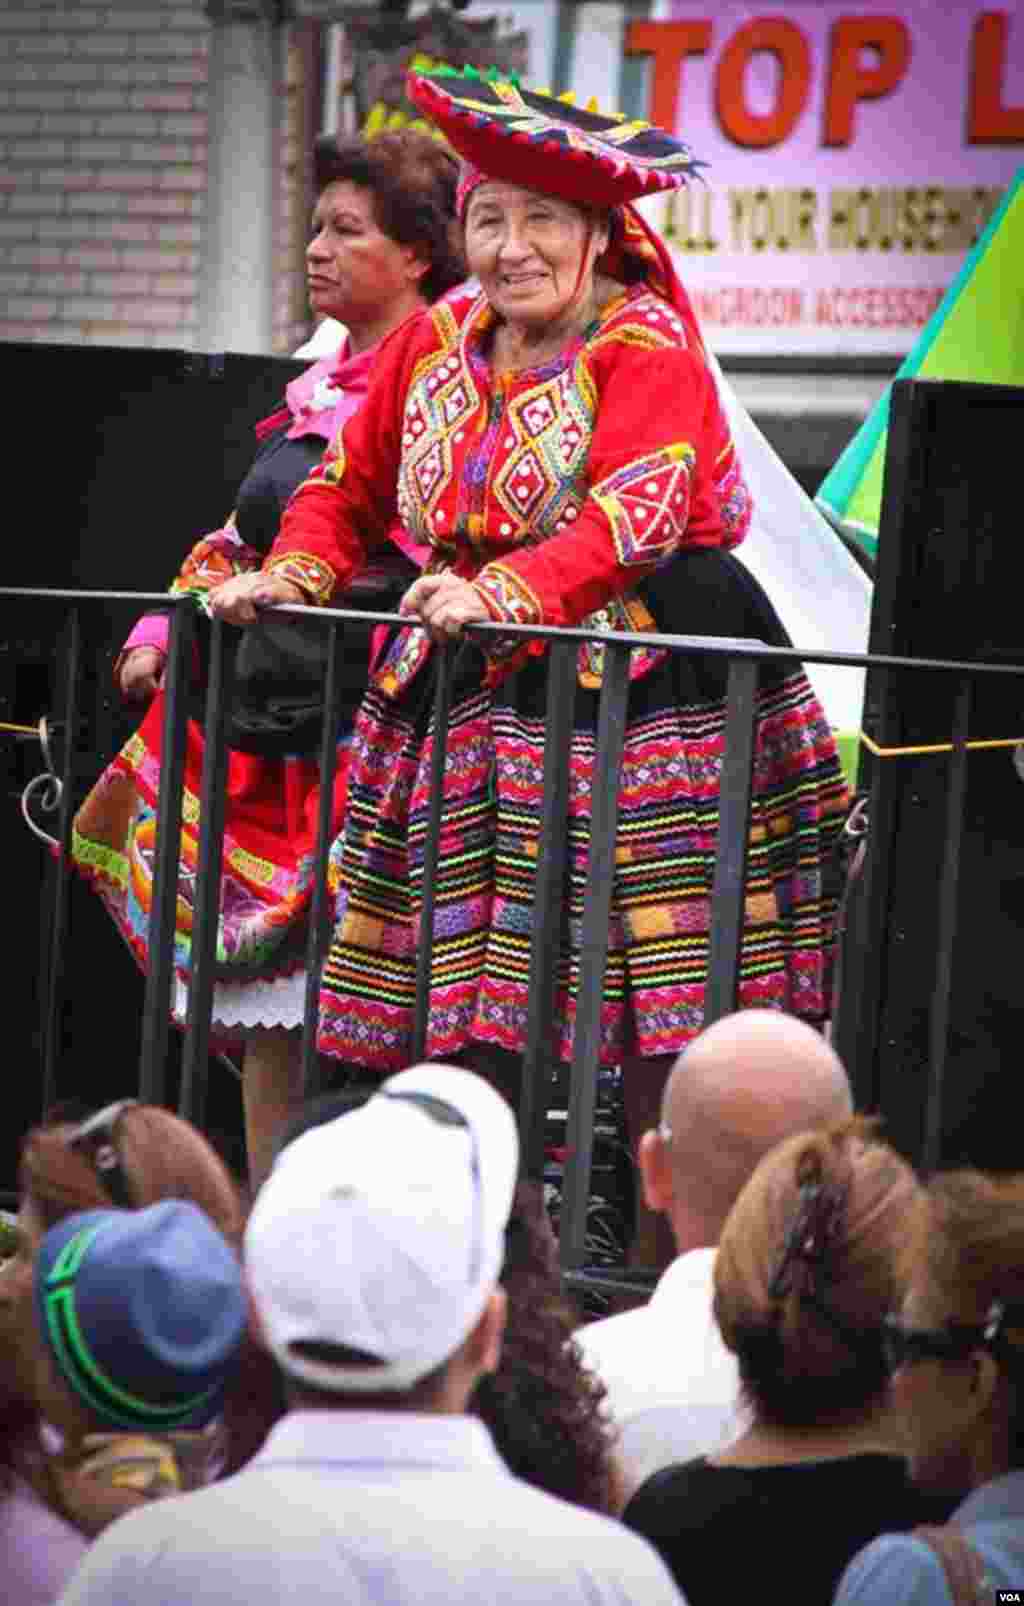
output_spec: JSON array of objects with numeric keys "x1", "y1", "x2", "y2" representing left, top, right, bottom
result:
[{"x1": 73, "y1": 130, "x2": 464, "y2": 1190}]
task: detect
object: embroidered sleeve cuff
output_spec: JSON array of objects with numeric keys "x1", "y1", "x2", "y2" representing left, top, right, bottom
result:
[
  {"x1": 264, "y1": 551, "x2": 337, "y2": 605},
  {"x1": 169, "y1": 523, "x2": 262, "y2": 601},
  {"x1": 470, "y1": 564, "x2": 543, "y2": 629}
]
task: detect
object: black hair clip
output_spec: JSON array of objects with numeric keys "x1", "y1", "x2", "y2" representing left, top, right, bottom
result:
[{"x1": 769, "y1": 1180, "x2": 847, "y2": 1300}]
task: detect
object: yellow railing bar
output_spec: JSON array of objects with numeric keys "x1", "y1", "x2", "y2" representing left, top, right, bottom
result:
[{"x1": 860, "y1": 731, "x2": 1024, "y2": 759}]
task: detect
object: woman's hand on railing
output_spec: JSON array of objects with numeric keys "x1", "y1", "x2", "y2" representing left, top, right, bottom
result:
[
  {"x1": 119, "y1": 646, "x2": 166, "y2": 702},
  {"x1": 207, "y1": 572, "x2": 305, "y2": 627},
  {"x1": 400, "y1": 572, "x2": 490, "y2": 643}
]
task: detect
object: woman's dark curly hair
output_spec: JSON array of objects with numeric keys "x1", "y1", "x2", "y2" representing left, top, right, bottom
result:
[
  {"x1": 470, "y1": 1180, "x2": 619, "y2": 1514},
  {"x1": 312, "y1": 130, "x2": 465, "y2": 303}
]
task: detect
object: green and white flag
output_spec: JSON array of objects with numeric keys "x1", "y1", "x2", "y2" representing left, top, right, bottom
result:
[{"x1": 817, "y1": 168, "x2": 1024, "y2": 561}]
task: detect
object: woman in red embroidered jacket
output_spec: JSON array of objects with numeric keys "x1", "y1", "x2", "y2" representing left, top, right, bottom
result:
[
  {"x1": 71, "y1": 130, "x2": 465, "y2": 1190},
  {"x1": 212, "y1": 70, "x2": 849, "y2": 1244}
]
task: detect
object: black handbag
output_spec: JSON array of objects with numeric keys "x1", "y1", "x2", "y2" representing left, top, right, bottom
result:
[{"x1": 228, "y1": 612, "x2": 338, "y2": 756}]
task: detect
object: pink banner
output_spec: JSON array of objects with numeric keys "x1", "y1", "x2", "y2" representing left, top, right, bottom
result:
[{"x1": 626, "y1": 1, "x2": 1023, "y2": 353}]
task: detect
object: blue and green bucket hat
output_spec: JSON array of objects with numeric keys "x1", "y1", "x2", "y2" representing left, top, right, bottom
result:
[{"x1": 34, "y1": 1200, "x2": 246, "y2": 1432}]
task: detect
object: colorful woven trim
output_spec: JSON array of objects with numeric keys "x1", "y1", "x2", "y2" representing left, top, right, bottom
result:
[
  {"x1": 264, "y1": 551, "x2": 336, "y2": 606},
  {"x1": 471, "y1": 563, "x2": 543, "y2": 629},
  {"x1": 407, "y1": 67, "x2": 705, "y2": 210}
]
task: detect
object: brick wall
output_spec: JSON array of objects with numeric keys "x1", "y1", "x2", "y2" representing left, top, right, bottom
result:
[{"x1": 0, "y1": 0, "x2": 311, "y2": 352}]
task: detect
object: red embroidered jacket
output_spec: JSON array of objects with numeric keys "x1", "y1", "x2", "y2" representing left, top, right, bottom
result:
[{"x1": 268, "y1": 283, "x2": 751, "y2": 690}]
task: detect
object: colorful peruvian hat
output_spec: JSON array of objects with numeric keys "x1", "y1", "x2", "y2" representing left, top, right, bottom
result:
[{"x1": 406, "y1": 66, "x2": 705, "y2": 212}]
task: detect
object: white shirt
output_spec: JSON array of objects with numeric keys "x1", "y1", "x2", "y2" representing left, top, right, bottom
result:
[
  {"x1": 292, "y1": 316, "x2": 347, "y2": 359},
  {"x1": 575, "y1": 1247, "x2": 745, "y2": 1497},
  {"x1": 58, "y1": 1409, "x2": 686, "y2": 1606}
]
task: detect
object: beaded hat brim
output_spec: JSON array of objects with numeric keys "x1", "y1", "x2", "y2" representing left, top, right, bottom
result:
[{"x1": 407, "y1": 68, "x2": 705, "y2": 210}]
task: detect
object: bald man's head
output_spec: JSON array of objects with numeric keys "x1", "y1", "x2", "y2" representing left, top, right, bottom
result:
[{"x1": 639, "y1": 1010, "x2": 853, "y2": 1251}]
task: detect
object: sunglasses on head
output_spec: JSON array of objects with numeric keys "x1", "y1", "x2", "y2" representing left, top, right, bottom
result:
[
  {"x1": 881, "y1": 1303, "x2": 1015, "y2": 1375},
  {"x1": 378, "y1": 1087, "x2": 484, "y2": 1283},
  {"x1": 67, "y1": 1100, "x2": 138, "y2": 1209}
]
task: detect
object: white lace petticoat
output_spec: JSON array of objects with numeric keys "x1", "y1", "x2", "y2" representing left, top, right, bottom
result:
[{"x1": 173, "y1": 969, "x2": 309, "y2": 1033}]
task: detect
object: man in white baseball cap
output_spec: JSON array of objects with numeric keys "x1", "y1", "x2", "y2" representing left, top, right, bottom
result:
[{"x1": 59, "y1": 1065, "x2": 684, "y2": 1606}]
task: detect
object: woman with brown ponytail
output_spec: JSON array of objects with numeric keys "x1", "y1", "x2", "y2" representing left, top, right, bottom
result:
[{"x1": 623, "y1": 1119, "x2": 953, "y2": 1605}]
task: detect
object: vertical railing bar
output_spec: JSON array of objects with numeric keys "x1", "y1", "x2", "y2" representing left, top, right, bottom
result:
[
  {"x1": 519, "y1": 641, "x2": 577, "y2": 1180},
  {"x1": 705, "y1": 657, "x2": 760, "y2": 1024},
  {"x1": 180, "y1": 615, "x2": 235, "y2": 1128},
  {"x1": 834, "y1": 681, "x2": 895, "y2": 1114},
  {"x1": 139, "y1": 601, "x2": 195, "y2": 1105},
  {"x1": 412, "y1": 640, "x2": 454, "y2": 1062},
  {"x1": 41, "y1": 606, "x2": 81, "y2": 1115},
  {"x1": 921, "y1": 674, "x2": 971, "y2": 1176},
  {"x1": 301, "y1": 619, "x2": 345, "y2": 1102},
  {"x1": 559, "y1": 639, "x2": 630, "y2": 1277}
]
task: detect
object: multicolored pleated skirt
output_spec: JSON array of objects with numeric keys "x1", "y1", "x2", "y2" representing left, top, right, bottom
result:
[{"x1": 318, "y1": 549, "x2": 849, "y2": 1071}]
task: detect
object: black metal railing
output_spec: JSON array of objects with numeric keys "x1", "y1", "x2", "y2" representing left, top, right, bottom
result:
[{"x1": 5, "y1": 583, "x2": 1024, "y2": 1296}]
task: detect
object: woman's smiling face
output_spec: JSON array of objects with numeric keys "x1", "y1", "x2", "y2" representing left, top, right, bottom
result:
[{"x1": 463, "y1": 181, "x2": 607, "y2": 334}]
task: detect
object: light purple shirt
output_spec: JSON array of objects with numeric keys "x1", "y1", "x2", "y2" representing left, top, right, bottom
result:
[{"x1": 1, "y1": 1474, "x2": 88, "y2": 1606}]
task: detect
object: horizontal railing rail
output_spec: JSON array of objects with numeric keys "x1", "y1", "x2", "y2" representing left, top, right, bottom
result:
[{"x1": 4, "y1": 584, "x2": 1023, "y2": 1296}]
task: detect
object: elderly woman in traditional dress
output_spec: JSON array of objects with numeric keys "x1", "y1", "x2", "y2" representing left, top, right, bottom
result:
[{"x1": 211, "y1": 69, "x2": 848, "y2": 1247}]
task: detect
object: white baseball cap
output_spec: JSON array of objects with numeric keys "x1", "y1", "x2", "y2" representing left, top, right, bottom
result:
[{"x1": 244, "y1": 1064, "x2": 519, "y2": 1393}]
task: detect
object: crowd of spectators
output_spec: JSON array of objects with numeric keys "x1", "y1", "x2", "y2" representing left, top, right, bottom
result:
[{"x1": 2, "y1": 1011, "x2": 1021, "y2": 1605}]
